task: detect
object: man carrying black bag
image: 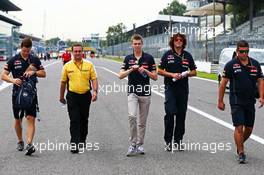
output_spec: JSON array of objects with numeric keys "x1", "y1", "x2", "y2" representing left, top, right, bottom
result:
[
  {"x1": 15, "y1": 76, "x2": 37, "y2": 110},
  {"x1": 1, "y1": 38, "x2": 46, "y2": 156}
]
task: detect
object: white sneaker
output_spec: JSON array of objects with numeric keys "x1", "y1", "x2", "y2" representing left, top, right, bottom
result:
[
  {"x1": 126, "y1": 145, "x2": 136, "y2": 157},
  {"x1": 137, "y1": 145, "x2": 145, "y2": 155}
]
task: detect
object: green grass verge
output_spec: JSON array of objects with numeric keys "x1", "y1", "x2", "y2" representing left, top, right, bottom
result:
[
  {"x1": 103, "y1": 56, "x2": 123, "y2": 63},
  {"x1": 102, "y1": 56, "x2": 218, "y2": 81},
  {"x1": 197, "y1": 71, "x2": 218, "y2": 81}
]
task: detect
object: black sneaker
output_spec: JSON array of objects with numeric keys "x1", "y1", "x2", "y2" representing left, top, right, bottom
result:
[
  {"x1": 70, "y1": 143, "x2": 79, "y2": 154},
  {"x1": 78, "y1": 142, "x2": 86, "y2": 149},
  {"x1": 173, "y1": 142, "x2": 185, "y2": 152},
  {"x1": 70, "y1": 149, "x2": 79, "y2": 154},
  {"x1": 25, "y1": 144, "x2": 36, "y2": 156},
  {"x1": 238, "y1": 153, "x2": 246, "y2": 164},
  {"x1": 70, "y1": 146, "x2": 79, "y2": 154},
  {"x1": 164, "y1": 143, "x2": 172, "y2": 152},
  {"x1": 17, "y1": 141, "x2": 24, "y2": 151}
]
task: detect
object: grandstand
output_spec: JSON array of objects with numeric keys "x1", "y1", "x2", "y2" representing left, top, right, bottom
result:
[
  {"x1": 0, "y1": 0, "x2": 21, "y2": 59},
  {"x1": 104, "y1": 0, "x2": 264, "y2": 63},
  {"x1": 217, "y1": 15, "x2": 264, "y2": 44}
]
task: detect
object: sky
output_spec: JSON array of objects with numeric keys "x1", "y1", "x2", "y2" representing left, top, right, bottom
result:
[{"x1": 9, "y1": 0, "x2": 187, "y2": 41}]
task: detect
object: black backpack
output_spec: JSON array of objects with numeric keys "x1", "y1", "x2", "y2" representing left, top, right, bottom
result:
[{"x1": 15, "y1": 78, "x2": 37, "y2": 110}]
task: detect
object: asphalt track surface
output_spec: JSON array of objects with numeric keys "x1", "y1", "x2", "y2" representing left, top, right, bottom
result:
[{"x1": 0, "y1": 58, "x2": 264, "y2": 175}]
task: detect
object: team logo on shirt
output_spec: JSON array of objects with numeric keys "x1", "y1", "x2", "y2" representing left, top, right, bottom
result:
[
  {"x1": 167, "y1": 55, "x2": 175, "y2": 64},
  {"x1": 14, "y1": 60, "x2": 22, "y2": 69},
  {"x1": 182, "y1": 59, "x2": 189, "y2": 65},
  {"x1": 141, "y1": 63, "x2": 149, "y2": 69},
  {"x1": 233, "y1": 64, "x2": 241, "y2": 69},
  {"x1": 248, "y1": 66, "x2": 257, "y2": 73},
  {"x1": 167, "y1": 55, "x2": 174, "y2": 60},
  {"x1": 233, "y1": 64, "x2": 242, "y2": 74},
  {"x1": 222, "y1": 70, "x2": 226, "y2": 77},
  {"x1": 182, "y1": 59, "x2": 189, "y2": 68},
  {"x1": 249, "y1": 66, "x2": 258, "y2": 76},
  {"x1": 234, "y1": 69, "x2": 242, "y2": 73},
  {"x1": 14, "y1": 60, "x2": 21, "y2": 65},
  {"x1": 129, "y1": 60, "x2": 136, "y2": 65}
]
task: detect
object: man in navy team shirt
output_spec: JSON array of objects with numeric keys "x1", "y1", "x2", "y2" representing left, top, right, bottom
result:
[
  {"x1": 119, "y1": 34, "x2": 157, "y2": 156},
  {"x1": 1, "y1": 38, "x2": 46, "y2": 156},
  {"x1": 218, "y1": 40, "x2": 264, "y2": 164},
  {"x1": 158, "y1": 33, "x2": 197, "y2": 152}
]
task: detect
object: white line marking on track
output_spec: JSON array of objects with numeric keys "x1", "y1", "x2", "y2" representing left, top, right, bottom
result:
[
  {"x1": 96, "y1": 65, "x2": 264, "y2": 145},
  {"x1": 192, "y1": 76, "x2": 218, "y2": 83}
]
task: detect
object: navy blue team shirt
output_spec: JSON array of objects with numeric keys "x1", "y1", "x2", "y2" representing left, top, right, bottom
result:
[
  {"x1": 159, "y1": 49, "x2": 196, "y2": 93},
  {"x1": 223, "y1": 57, "x2": 264, "y2": 105},
  {"x1": 121, "y1": 52, "x2": 156, "y2": 96}
]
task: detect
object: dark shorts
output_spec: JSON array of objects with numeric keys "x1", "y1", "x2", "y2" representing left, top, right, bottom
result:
[
  {"x1": 231, "y1": 104, "x2": 255, "y2": 127},
  {"x1": 12, "y1": 95, "x2": 37, "y2": 119}
]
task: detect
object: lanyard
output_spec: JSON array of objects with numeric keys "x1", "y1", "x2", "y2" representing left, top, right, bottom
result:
[
  {"x1": 74, "y1": 61, "x2": 83, "y2": 72},
  {"x1": 173, "y1": 50, "x2": 184, "y2": 61}
]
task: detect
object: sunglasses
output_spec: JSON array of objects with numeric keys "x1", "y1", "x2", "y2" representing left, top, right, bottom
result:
[
  {"x1": 238, "y1": 50, "x2": 249, "y2": 54},
  {"x1": 74, "y1": 50, "x2": 82, "y2": 53},
  {"x1": 175, "y1": 38, "x2": 183, "y2": 42}
]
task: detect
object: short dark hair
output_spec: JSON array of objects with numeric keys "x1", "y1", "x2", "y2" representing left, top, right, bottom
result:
[
  {"x1": 131, "y1": 34, "x2": 143, "y2": 43},
  {"x1": 237, "y1": 40, "x2": 249, "y2": 49},
  {"x1": 169, "y1": 33, "x2": 187, "y2": 50},
  {"x1": 71, "y1": 43, "x2": 83, "y2": 51},
  {"x1": 21, "y1": 38, "x2": 32, "y2": 48}
]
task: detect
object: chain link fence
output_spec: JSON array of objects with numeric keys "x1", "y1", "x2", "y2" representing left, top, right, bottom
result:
[{"x1": 104, "y1": 32, "x2": 264, "y2": 64}]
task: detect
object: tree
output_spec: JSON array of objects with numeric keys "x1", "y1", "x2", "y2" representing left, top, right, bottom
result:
[
  {"x1": 65, "y1": 39, "x2": 73, "y2": 47},
  {"x1": 65, "y1": 39, "x2": 90, "y2": 48},
  {"x1": 99, "y1": 39, "x2": 107, "y2": 48},
  {"x1": 45, "y1": 37, "x2": 60, "y2": 47},
  {"x1": 159, "y1": 0, "x2": 186, "y2": 16},
  {"x1": 106, "y1": 23, "x2": 127, "y2": 46},
  {"x1": 228, "y1": 0, "x2": 264, "y2": 30}
]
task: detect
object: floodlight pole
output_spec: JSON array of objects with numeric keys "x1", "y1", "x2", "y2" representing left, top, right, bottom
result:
[{"x1": 213, "y1": 0, "x2": 216, "y2": 63}]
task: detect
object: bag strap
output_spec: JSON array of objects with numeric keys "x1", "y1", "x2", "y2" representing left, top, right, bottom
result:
[{"x1": 241, "y1": 58, "x2": 256, "y2": 87}]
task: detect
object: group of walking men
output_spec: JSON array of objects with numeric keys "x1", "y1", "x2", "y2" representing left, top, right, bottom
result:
[{"x1": 1, "y1": 34, "x2": 263, "y2": 164}]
